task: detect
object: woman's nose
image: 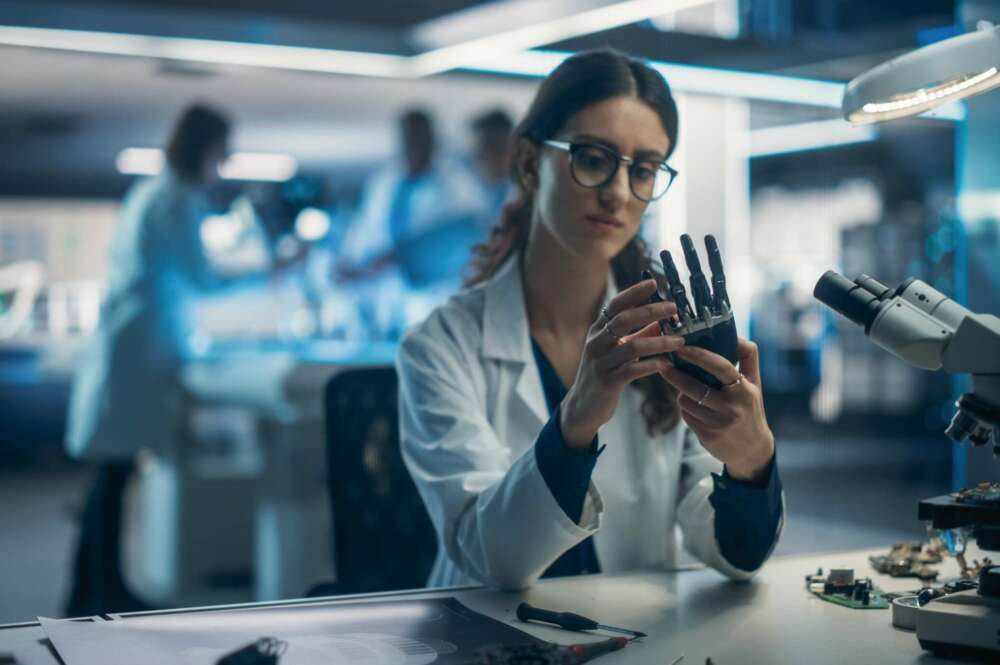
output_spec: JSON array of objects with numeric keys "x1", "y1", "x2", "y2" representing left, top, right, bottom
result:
[{"x1": 598, "y1": 163, "x2": 631, "y2": 209}]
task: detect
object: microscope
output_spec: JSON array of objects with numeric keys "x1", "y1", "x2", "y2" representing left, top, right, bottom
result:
[{"x1": 814, "y1": 270, "x2": 1000, "y2": 659}]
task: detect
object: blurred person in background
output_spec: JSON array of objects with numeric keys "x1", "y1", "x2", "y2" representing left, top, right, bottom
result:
[
  {"x1": 469, "y1": 108, "x2": 514, "y2": 238},
  {"x1": 63, "y1": 104, "x2": 231, "y2": 616},
  {"x1": 336, "y1": 108, "x2": 485, "y2": 338}
]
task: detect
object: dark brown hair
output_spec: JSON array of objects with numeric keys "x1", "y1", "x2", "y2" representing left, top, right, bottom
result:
[
  {"x1": 164, "y1": 104, "x2": 230, "y2": 182},
  {"x1": 465, "y1": 49, "x2": 680, "y2": 435}
]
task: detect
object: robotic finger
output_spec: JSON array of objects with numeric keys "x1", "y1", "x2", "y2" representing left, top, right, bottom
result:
[
  {"x1": 660, "y1": 250, "x2": 695, "y2": 322},
  {"x1": 705, "y1": 234, "x2": 731, "y2": 312},
  {"x1": 641, "y1": 270, "x2": 670, "y2": 335},
  {"x1": 649, "y1": 236, "x2": 738, "y2": 388},
  {"x1": 681, "y1": 234, "x2": 713, "y2": 319}
]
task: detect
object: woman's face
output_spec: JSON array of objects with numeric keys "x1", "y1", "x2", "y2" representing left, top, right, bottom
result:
[
  {"x1": 532, "y1": 95, "x2": 671, "y2": 263},
  {"x1": 199, "y1": 141, "x2": 228, "y2": 185}
]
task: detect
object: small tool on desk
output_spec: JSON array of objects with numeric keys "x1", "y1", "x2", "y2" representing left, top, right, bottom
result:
[
  {"x1": 476, "y1": 637, "x2": 629, "y2": 664},
  {"x1": 215, "y1": 637, "x2": 287, "y2": 665},
  {"x1": 516, "y1": 602, "x2": 647, "y2": 638}
]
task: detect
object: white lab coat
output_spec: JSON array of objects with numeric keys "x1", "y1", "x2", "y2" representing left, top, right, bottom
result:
[
  {"x1": 398, "y1": 256, "x2": 784, "y2": 590},
  {"x1": 66, "y1": 169, "x2": 214, "y2": 460}
]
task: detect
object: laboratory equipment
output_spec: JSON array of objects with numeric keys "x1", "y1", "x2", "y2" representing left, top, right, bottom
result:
[{"x1": 813, "y1": 270, "x2": 1000, "y2": 658}]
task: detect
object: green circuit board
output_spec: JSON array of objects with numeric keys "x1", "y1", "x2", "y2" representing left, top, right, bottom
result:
[{"x1": 810, "y1": 588, "x2": 890, "y2": 610}]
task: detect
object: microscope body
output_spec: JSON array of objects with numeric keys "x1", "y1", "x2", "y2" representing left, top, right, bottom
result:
[{"x1": 815, "y1": 272, "x2": 1000, "y2": 450}]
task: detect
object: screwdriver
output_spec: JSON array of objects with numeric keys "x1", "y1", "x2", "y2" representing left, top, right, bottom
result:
[{"x1": 516, "y1": 602, "x2": 648, "y2": 638}]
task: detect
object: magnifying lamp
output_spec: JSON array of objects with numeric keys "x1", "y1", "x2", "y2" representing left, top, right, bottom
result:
[{"x1": 843, "y1": 22, "x2": 1000, "y2": 124}]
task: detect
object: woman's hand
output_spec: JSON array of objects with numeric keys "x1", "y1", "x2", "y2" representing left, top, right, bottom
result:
[
  {"x1": 560, "y1": 279, "x2": 685, "y2": 449},
  {"x1": 659, "y1": 338, "x2": 775, "y2": 483}
]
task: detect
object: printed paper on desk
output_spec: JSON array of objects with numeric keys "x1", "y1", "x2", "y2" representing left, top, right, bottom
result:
[{"x1": 38, "y1": 597, "x2": 541, "y2": 665}]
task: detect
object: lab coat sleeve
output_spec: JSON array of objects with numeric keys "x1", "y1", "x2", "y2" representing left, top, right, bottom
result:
[
  {"x1": 675, "y1": 425, "x2": 785, "y2": 580},
  {"x1": 139, "y1": 192, "x2": 218, "y2": 291},
  {"x1": 340, "y1": 171, "x2": 393, "y2": 266},
  {"x1": 398, "y1": 316, "x2": 602, "y2": 591}
]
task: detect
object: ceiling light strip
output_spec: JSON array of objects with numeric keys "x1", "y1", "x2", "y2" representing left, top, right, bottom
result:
[
  {"x1": 116, "y1": 147, "x2": 297, "y2": 181},
  {"x1": 410, "y1": 0, "x2": 713, "y2": 76},
  {"x1": 0, "y1": 25, "x2": 966, "y2": 117},
  {"x1": 0, "y1": 25, "x2": 407, "y2": 78}
]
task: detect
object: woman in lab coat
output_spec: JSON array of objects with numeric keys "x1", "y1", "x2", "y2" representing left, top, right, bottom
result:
[
  {"x1": 64, "y1": 104, "x2": 230, "y2": 615},
  {"x1": 398, "y1": 50, "x2": 784, "y2": 591}
]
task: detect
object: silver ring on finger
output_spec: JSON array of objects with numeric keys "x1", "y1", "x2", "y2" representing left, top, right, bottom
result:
[
  {"x1": 601, "y1": 306, "x2": 612, "y2": 327},
  {"x1": 721, "y1": 376, "x2": 743, "y2": 390},
  {"x1": 697, "y1": 385, "x2": 712, "y2": 406}
]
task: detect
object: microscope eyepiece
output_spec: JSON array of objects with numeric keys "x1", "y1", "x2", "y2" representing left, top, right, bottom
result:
[
  {"x1": 945, "y1": 409, "x2": 979, "y2": 444},
  {"x1": 854, "y1": 274, "x2": 892, "y2": 299},
  {"x1": 813, "y1": 270, "x2": 890, "y2": 334}
]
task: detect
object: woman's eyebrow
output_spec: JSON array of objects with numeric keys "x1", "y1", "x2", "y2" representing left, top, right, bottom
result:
[{"x1": 572, "y1": 133, "x2": 667, "y2": 161}]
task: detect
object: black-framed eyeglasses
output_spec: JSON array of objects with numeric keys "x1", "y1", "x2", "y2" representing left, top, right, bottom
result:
[{"x1": 544, "y1": 140, "x2": 679, "y2": 202}]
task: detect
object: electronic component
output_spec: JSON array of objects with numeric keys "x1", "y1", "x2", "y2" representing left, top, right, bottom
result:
[
  {"x1": 954, "y1": 481, "x2": 1000, "y2": 507},
  {"x1": 869, "y1": 542, "x2": 942, "y2": 581},
  {"x1": 804, "y1": 567, "x2": 889, "y2": 609},
  {"x1": 643, "y1": 234, "x2": 738, "y2": 388}
]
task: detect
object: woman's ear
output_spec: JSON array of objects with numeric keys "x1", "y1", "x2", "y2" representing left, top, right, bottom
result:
[{"x1": 513, "y1": 138, "x2": 540, "y2": 192}]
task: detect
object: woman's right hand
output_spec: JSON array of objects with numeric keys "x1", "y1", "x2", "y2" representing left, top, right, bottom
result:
[{"x1": 559, "y1": 279, "x2": 685, "y2": 449}]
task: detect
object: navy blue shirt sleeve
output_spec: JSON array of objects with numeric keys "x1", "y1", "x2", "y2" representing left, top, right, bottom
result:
[
  {"x1": 534, "y1": 405, "x2": 603, "y2": 524},
  {"x1": 709, "y1": 454, "x2": 783, "y2": 572}
]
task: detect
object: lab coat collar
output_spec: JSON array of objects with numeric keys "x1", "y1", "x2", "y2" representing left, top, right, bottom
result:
[
  {"x1": 481, "y1": 256, "x2": 531, "y2": 364},
  {"x1": 480, "y1": 253, "x2": 620, "y2": 430},
  {"x1": 481, "y1": 254, "x2": 620, "y2": 363}
]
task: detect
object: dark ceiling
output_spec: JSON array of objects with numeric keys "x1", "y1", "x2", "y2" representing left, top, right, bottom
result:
[{"x1": 16, "y1": 1, "x2": 961, "y2": 77}]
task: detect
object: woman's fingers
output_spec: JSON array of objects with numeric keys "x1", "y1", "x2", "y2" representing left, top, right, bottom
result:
[
  {"x1": 598, "y1": 333, "x2": 685, "y2": 370},
  {"x1": 608, "y1": 300, "x2": 677, "y2": 337},
  {"x1": 602, "y1": 279, "x2": 658, "y2": 320},
  {"x1": 614, "y1": 357, "x2": 669, "y2": 383},
  {"x1": 673, "y1": 345, "x2": 742, "y2": 387},
  {"x1": 678, "y1": 394, "x2": 726, "y2": 427},
  {"x1": 677, "y1": 398, "x2": 722, "y2": 432},
  {"x1": 659, "y1": 364, "x2": 725, "y2": 413},
  {"x1": 595, "y1": 300, "x2": 675, "y2": 349},
  {"x1": 624, "y1": 321, "x2": 666, "y2": 341},
  {"x1": 737, "y1": 338, "x2": 762, "y2": 388}
]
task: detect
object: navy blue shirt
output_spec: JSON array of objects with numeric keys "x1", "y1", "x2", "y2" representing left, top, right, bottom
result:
[{"x1": 531, "y1": 339, "x2": 783, "y2": 576}]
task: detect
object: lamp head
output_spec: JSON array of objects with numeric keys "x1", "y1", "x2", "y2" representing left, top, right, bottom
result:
[{"x1": 843, "y1": 23, "x2": 1000, "y2": 124}]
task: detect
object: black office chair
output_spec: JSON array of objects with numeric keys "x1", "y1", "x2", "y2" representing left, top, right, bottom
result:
[{"x1": 309, "y1": 367, "x2": 438, "y2": 597}]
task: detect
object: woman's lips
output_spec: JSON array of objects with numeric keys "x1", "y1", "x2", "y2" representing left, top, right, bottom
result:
[{"x1": 585, "y1": 214, "x2": 625, "y2": 230}]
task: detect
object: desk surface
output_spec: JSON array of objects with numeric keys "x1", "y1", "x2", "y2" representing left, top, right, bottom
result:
[{"x1": 0, "y1": 547, "x2": 976, "y2": 665}]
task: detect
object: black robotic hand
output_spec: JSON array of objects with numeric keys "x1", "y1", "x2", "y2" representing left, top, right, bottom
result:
[{"x1": 643, "y1": 234, "x2": 738, "y2": 388}]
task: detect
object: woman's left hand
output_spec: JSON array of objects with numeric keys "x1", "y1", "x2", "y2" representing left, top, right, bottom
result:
[{"x1": 658, "y1": 338, "x2": 774, "y2": 483}]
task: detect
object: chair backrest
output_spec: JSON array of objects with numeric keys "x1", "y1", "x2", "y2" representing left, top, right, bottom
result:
[{"x1": 322, "y1": 367, "x2": 437, "y2": 595}]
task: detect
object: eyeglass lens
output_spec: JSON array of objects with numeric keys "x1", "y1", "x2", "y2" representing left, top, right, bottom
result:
[{"x1": 570, "y1": 144, "x2": 672, "y2": 201}]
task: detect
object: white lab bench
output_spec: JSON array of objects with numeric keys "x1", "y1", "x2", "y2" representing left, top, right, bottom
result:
[{"x1": 1, "y1": 546, "x2": 983, "y2": 664}]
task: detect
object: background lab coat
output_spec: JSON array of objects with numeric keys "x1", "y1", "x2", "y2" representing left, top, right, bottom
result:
[
  {"x1": 66, "y1": 169, "x2": 215, "y2": 460},
  {"x1": 341, "y1": 159, "x2": 485, "y2": 273},
  {"x1": 398, "y1": 256, "x2": 786, "y2": 590},
  {"x1": 339, "y1": 160, "x2": 486, "y2": 334}
]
